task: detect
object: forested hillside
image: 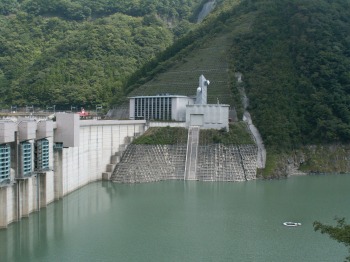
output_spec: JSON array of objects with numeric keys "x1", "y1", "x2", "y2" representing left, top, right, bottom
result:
[
  {"x1": 0, "y1": 0, "x2": 215, "y2": 109},
  {"x1": 230, "y1": 0, "x2": 350, "y2": 149}
]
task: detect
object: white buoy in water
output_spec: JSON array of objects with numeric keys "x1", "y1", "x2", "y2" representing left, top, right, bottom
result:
[{"x1": 283, "y1": 222, "x2": 301, "y2": 227}]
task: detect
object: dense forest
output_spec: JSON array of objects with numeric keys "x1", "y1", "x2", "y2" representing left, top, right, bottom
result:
[
  {"x1": 0, "y1": 0, "x2": 212, "y2": 109},
  {"x1": 230, "y1": 0, "x2": 350, "y2": 149},
  {"x1": 1, "y1": 0, "x2": 350, "y2": 150}
]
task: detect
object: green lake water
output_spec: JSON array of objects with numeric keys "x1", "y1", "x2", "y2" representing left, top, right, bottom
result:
[{"x1": 1, "y1": 174, "x2": 350, "y2": 262}]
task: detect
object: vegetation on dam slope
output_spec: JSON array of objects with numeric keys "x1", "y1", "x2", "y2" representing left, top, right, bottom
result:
[
  {"x1": 132, "y1": 127, "x2": 188, "y2": 145},
  {"x1": 133, "y1": 123, "x2": 254, "y2": 145}
]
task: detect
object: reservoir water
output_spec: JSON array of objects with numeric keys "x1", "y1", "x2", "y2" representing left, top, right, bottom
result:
[{"x1": 1, "y1": 174, "x2": 349, "y2": 262}]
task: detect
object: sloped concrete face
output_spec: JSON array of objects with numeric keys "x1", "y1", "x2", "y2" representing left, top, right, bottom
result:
[
  {"x1": 111, "y1": 144, "x2": 187, "y2": 183},
  {"x1": 196, "y1": 144, "x2": 258, "y2": 181},
  {"x1": 112, "y1": 143, "x2": 258, "y2": 183}
]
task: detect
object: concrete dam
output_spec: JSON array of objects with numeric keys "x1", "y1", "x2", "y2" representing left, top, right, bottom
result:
[
  {"x1": 0, "y1": 111, "x2": 258, "y2": 228},
  {"x1": 0, "y1": 114, "x2": 145, "y2": 228}
]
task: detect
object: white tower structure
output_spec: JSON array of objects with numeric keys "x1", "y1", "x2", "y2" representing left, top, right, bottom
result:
[{"x1": 195, "y1": 75, "x2": 210, "y2": 104}]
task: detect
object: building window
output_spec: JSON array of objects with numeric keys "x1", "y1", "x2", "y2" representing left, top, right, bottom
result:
[
  {"x1": 35, "y1": 139, "x2": 49, "y2": 171},
  {"x1": 168, "y1": 98, "x2": 172, "y2": 120},
  {"x1": 133, "y1": 96, "x2": 174, "y2": 121},
  {"x1": 0, "y1": 144, "x2": 10, "y2": 183}
]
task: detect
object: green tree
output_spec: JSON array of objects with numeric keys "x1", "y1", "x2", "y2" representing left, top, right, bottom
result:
[{"x1": 313, "y1": 218, "x2": 350, "y2": 261}]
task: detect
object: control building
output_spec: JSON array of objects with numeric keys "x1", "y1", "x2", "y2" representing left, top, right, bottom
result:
[
  {"x1": 129, "y1": 95, "x2": 193, "y2": 121},
  {"x1": 129, "y1": 75, "x2": 229, "y2": 130}
]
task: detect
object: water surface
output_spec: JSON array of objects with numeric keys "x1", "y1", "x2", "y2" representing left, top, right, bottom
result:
[{"x1": 1, "y1": 174, "x2": 349, "y2": 262}]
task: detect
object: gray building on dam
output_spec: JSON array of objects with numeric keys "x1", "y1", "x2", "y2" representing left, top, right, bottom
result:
[{"x1": 129, "y1": 75, "x2": 230, "y2": 130}]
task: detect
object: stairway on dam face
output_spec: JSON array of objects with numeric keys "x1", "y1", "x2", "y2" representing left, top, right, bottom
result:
[
  {"x1": 184, "y1": 126, "x2": 200, "y2": 180},
  {"x1": 102, "y1": 135, "x2": 136, "y2": 180}
]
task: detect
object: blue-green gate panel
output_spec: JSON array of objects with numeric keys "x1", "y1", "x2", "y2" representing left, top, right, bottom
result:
[
  {"x1": 0, "y1": 144, "x2": 10, "y2": 183},
  {"x1": 20, "y1": 142, "x2": 32, "y2": 177},
  {"x1": 35, "y1": 139, "x2": 49, "y2": 170}
]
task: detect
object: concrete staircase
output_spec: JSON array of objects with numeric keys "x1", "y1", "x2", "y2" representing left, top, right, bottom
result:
[
  {"x1": 102, "y1": 138, "x2": 130, "y2": 180},
  {"x1": 184, "y1": 126, "x2": 200, "y2": 180}
]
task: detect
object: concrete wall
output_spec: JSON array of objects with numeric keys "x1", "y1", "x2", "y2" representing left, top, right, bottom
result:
[
  {"x1": 196, "y1": 144, "x2": 258, "y2": 181},
  {"x1": 0, "y1": 118, "x2": 146, "y2": 228},
  {"x1": 53, "y1": 120, "x2": 145, "y2": 199},
  {"x1": 149, "y1": 122, "x2": 187, "y2": 128},
  {"x1": 54, "y1": 113, "x2": 80, "y2": 147},
  {"x1": 111, "y1": 144, "x2": 187, "y2": 183},
  {"x1": 172, "y1": 97, "x2": 194, "y2": 121},
  {"x1": 111, "y1": 143, "x2": 258, "y2": 183},
  {"x1": 0, "y1": 186, "x2": 15, "y2": 227},
  {"x1": 3, "y1": 172, "x2": 56, "y2": 227},
  {"x1": 186, "y1": 104, "x2": 229, "y2": 130}
]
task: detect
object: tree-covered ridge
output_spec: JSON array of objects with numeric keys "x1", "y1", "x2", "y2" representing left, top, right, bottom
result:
[
  {"x1": 1, "y1": 0, "x2": 224, "y2": 109},
  {"x1": 230, "y1": 0, "x2": 350, "y2": 148},
  {"x1": 0, "y1": 12, "x2": 174, "y2": 108},
  {"x1": 1, "y1": 0, "x2": 204, "y2": 21},
  {"x1": 0, "y1": 0, "x2": 235, "y2": 110}
]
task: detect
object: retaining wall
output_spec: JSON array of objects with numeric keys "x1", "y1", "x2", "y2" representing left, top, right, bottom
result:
[
  {"x1": 112, "y1": 143, "x2": 258, "y2": 183},
  {"x1": 111, "y1": 144, "x2": 187, "y2": 183}
]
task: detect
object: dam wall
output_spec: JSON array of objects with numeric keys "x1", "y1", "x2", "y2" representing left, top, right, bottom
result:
[
  {"x1": 0, "y1": 116, "x2": 146, "y2": 228},
  {"x1": 111, "y1": 143, "x2": 258, "y2": 183},
  {"x1": 0, "y1": 171, "x2": 55, "y2": 227},
  {"x1": 54, "y1": 120, "x2": 144, "y2": 198}
]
